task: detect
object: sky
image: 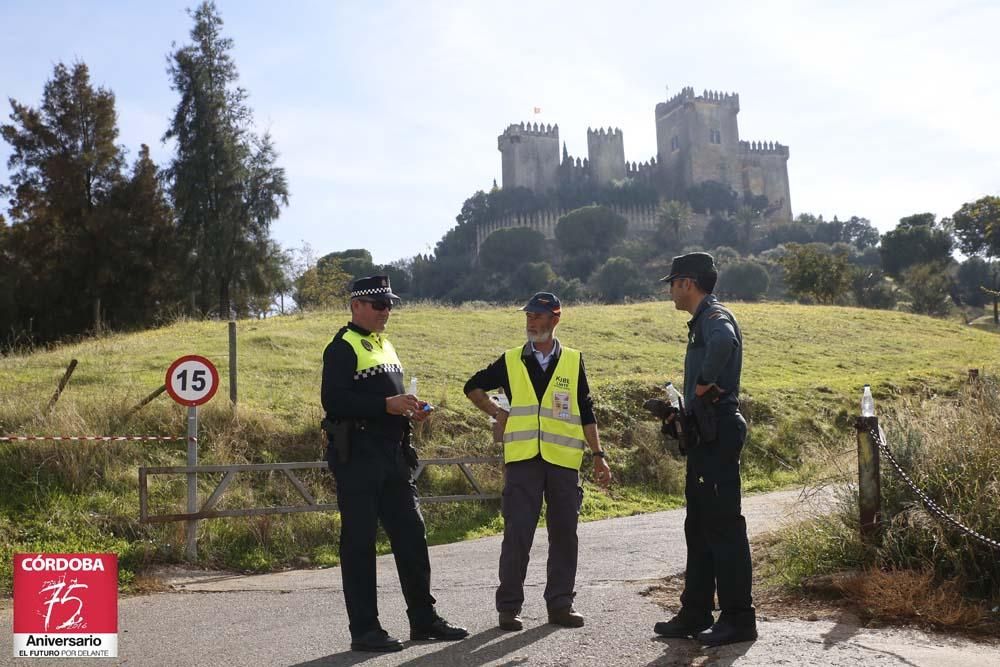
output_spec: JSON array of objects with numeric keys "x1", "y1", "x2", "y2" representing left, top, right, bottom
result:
[{"x1": 2, "y1": 0, "x2": 999, "y2": 265}]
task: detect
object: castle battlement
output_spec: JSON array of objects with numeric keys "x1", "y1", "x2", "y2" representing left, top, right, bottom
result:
[
  {"x1": 656, "y1": 86, "x2": 696, "y2": 117},
  {"x1": 699, "y1": 89, "x2": 739, "y2": 107},
  {"x1": 656, "y1": 85, "x2": 740, "y2": 117},
  {"x1": 586, "y1": 126, "x2": 623, "y2": 139},
  {"x1": 739, "y1": 140, "x2": 789, "y2": 157},
  {"x1": 625, "y1": 156, "x2": 657, "y2": 175},
  {"x1": 500, "y1": 121, "x2": 559, "y2": 139}
]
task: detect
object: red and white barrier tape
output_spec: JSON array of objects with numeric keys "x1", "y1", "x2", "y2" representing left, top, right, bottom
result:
[{"x1": 0, "y1": 435, "x2": 192, "y2": 442}]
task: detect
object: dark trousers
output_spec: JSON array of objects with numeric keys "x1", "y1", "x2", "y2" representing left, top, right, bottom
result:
[
  {"x1": 496, "y1": 457, "x2": 582, "y2": 613},
  {"x1": 329, "y1": 439, "x2": 436, "y2": 638},
  {"x1": 680, "y1": 412, "x2": 754, "y2": 620}
]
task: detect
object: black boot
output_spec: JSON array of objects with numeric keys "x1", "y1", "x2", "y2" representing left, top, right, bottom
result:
[
  {"x1": 350, "y1": 628, "x2": 404, "y2": 652},
  {"x1": 498, "y1": 609, "x2": 523, "y2": 631},
  {"x1": 410, "y1": 616, "x2": 469, "y2": 641},
  {"x1": 697, "y1": 614, "x2": 758, "y2": 647},
  {"x1": 653, "y1": 610, "x2": 714, "y2": 638}
]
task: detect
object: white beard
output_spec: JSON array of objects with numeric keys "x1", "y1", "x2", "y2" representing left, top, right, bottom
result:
[{"x1": 526, "y1": 329, "x2": 552, "y2": 344}]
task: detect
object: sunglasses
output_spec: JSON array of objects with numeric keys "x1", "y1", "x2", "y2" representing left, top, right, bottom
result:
[{"x1": 361, "y1": 299, "x2": 392, "y2": 311}]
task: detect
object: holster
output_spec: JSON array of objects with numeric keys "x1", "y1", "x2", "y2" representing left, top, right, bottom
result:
[
  {"x1": 402, "y1": 421, "x2": 419, "y2": 470},
  {"x1": 690, "y1": 385, "x2": 722, "y2": 444},
  {"x1": 662, "y1": 411, "x2": 692, "y2": 455},
  {"x1": 321, "y1": 417, "x2": 353, "y2": 465}
]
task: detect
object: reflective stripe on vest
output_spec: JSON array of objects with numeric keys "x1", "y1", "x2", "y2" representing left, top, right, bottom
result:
[
  {"x1": 502, "y1": 345, "x2": 586, "y2": 470},
  {"x1": 342, "y1": 328, "x2": 402, "y2": 378}
]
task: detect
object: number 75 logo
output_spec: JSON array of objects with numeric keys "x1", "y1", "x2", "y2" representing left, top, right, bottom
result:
[{"x1": 39, "y1": 576, "x2": 88, "y2": 631}]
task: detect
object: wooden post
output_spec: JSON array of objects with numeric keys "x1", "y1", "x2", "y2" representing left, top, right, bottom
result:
[
  {"x1": 93, "y1": 297, "x2": 102, "y2": 335},
  {"x1": 44, "y1": 359, "x2": 78, "y2": 416},
  {"x1": 855, "y1": 416, "x2": 881, "y2": 540},
  {"x1": 228, "y1": 320, "x2": 237, "y2": 405},
  {"x1": 122, "y1": 384, "x2": 167, "y2": 421}
]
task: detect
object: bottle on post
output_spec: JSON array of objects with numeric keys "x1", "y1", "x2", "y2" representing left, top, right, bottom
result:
[{"x1": 861, "y1": 384, "x2": 875, "y2": 417}]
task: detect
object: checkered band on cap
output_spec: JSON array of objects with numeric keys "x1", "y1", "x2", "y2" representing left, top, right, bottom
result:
[
  {"x1": 354, "y1": 363, "x2": 403, "y2": 381},
  {"x1": 350, "y1": 286, "x2": 392, "y2": 298}
]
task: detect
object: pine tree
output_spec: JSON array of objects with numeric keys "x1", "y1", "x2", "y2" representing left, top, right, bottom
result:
[
  {"x1": 1, "y1": 61, "x2": 125, "y2": 339},
  {"x1": 103, "y1": 145, "x2": 183, "y2": 327},
  {"x1": 164, "y1": 1, "x2": 288, "y2": 317}
]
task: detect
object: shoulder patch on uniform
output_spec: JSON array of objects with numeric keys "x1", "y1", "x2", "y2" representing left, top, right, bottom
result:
[{"x1": 361, "y1": 339, "x2": 373, "y2": 351}]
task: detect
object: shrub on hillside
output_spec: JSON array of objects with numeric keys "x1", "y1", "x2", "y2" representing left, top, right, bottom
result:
[
  {"x1": 901, "y1": 262, "x2": 953, "y2": 317},
  {"x1": 591, "y1": 257, "x2": 647, "y2": 303},
  {"x1": 851, "y1": 267, "x2": 898, "y2": 310},
  {"x1": 703, "y1": 216, "x2": 740, "y2": 250},
  {"x1": 779, "y1": 243, "x2": 852, "y2": 304},
  {"x1": 718, "y1": 261, "x2": 770, "y2": 301}
]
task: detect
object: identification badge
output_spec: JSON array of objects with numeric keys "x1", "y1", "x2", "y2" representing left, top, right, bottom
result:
[{"x1": 553, "y1": 391, "x2": 571, "y2": 420}]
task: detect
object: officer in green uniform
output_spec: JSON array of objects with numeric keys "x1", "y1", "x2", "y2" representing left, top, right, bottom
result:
[
  {"x1": 464, "y1": 292, "x2": 611, "y2": 632},
  {"x1": 321, "y1": 275, "x2": 468, "y2": 653},
  {"x1": 650, "y1": 253, "x2": 757, "y2": 647}
]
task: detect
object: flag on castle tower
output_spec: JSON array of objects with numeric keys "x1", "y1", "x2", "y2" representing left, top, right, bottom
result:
[{"x1": 533, "y1": 107, "x2": 541, "y2": 114}]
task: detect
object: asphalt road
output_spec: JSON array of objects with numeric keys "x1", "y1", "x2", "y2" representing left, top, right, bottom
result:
[{"x1": 2, "y1": 487, "x2": 997, "y2": 666}]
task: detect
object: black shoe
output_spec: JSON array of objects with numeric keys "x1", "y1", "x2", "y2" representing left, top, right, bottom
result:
[
  {"x1": 410, "y1": 616, "x2": 469, "y2": 641},
  {"x1": 498, "y1": 609, "x2": 523, "y2": 631},
  {"x1": 697, "y1": 617, "x2": 758, "y2": 647},
  {"x1": 350, "y1": 628, "x2": 404, "y2": 652},
  {"x1": 547, "y1": 606, "x2": 585, "y2": 628},
  {"x1": 653, "y1": 611, "x2": 714, "y2": 638}
]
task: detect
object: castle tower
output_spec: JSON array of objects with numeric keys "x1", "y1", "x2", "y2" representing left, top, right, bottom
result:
[
  {"x1": 654, "y1": 87, "x2": 742, "y2": 198},
  {"x1": 586, "y1": 127, "x2": 626, "y2": 186},
  {"x1": 739, "y1": 140, "x2": 792, "y2": 220},
  {"x1": 497, "y1": 122, "x2": 560, "y2": 192}
]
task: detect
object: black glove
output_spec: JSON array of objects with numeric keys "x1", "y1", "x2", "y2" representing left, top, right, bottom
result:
[
  {"x1": 643, "y1": 399, "x2": 683, "y2": 440},
  {"x1": 643, "y1": 398, "x2": 679, "y2": 420}
]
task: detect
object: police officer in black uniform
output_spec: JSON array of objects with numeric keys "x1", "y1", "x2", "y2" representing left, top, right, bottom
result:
[
  {"x1": 649, "y1": 252, "x2": 757, "y2": 647},
  {"x1": 321, "y1": 275, "x2": 468, "y2": 653}
]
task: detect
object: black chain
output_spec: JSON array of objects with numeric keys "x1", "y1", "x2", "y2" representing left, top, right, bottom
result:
[{"x1": 868, "y1": 423, "x2": 1000, "y2": 551}]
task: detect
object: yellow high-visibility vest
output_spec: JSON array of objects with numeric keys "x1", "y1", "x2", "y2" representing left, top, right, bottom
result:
[
  {"x1": 502, "y1": 345, "x2": 587, "y2": 470},
  {"x1": 342, "y1": 328, "x2": 403, "y2": 378}
]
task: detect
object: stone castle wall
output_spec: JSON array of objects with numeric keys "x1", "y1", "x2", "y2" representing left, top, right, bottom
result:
[{"x1": 471, "y1": 203, "x2": 721, "y2": 253}]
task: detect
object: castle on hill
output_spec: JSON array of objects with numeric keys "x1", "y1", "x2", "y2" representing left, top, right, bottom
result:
[{"x1": 477, "y1": 86, "x2": 792, "y2": 251}]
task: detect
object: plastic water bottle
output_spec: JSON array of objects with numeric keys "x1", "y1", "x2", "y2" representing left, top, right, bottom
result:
[
  {"x1": 665, "y1": 381, "x2": 685, "y2": 446},
  {"x1": 409, "y1": 377, "x2": 418, "y2": 397},
  {"x1": 665, "y1": 382, "x2": 681, "y2": 409},
  {"x1": 861, "y1": 384, "x2": 875, "y2": 417}
]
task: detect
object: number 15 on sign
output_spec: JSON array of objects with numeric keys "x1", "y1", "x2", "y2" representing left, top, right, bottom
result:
[{"x1": 165, "y1": 355, "x2": 219, "y2": 407}]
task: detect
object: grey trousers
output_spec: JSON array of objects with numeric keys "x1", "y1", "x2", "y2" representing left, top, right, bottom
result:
[{"x1": 496, "y1": 456, "x2": 583, "y2": 612}]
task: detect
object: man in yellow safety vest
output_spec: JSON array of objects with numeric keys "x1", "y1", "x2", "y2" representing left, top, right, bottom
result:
[{"x1": 464, "y1": 292, "x2": 611, "y2": 632}]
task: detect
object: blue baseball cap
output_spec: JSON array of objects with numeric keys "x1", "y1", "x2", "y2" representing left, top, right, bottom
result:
[{"x1": 520, "y1": 292, "x2": 561, "y2": 315}]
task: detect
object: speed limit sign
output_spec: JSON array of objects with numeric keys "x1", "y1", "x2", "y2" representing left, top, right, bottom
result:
[{"x1": 165, "y1": 355, "x2": 220, "y2": 407}]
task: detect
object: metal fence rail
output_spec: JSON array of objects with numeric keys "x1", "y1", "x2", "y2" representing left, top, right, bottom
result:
[{"x1": 139, "y1": 456, "x2": 502, "y2": 524}]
